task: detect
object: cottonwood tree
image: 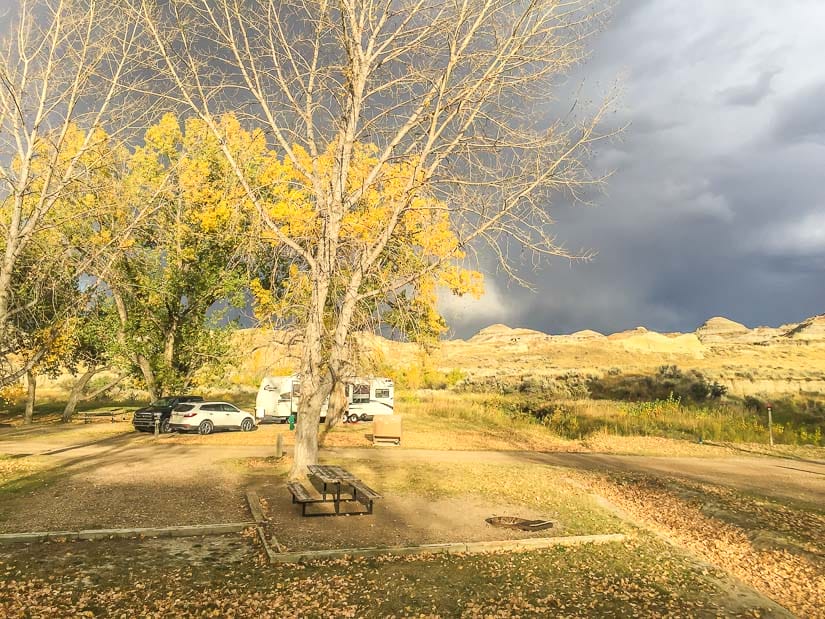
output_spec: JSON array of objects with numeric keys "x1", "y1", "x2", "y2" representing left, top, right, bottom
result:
[
  {"x1": 247, "y1": 145, "x2": 484, "y2": 432},
  {"x1": 0, "y1": 0, "x2": 150, "y2": 388},
  {"x1": 100, "y1": 113, "x2": 256, "y2": 398},
  {"x1": 139, "y1": 0, "x2": 614, "y2": 477},
  {"x1": 6, "y1": 220, "x2": 80, "y2": 423},
  {"x1": 60, "y1": 300, "x2": 125, "y2": 423},
  {"x1": 7, "y1": 210, "x2": 122, "y2": 424}
]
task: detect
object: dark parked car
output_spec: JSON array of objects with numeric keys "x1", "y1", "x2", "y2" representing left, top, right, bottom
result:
[{"x1": 133, "y1": 396, "x2": 204, "y2": 433}]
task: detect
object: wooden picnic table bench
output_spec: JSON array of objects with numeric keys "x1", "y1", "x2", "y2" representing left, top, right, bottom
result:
[
  {"x1": 82, "y1": 410, "x2": 128, "y2": 424},
  {"x1": 287, "y1": 481, "x2": 325, "y2": 517},
  {"x1": 349, "y1": 479, "x2": 382, "y2": 515},
  {"x1": 287, "y1": 465, "x2": 382, "y2": 517}
]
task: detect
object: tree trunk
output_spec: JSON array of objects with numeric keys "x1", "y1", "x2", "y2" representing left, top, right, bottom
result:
[
  {"x1": 290, "y1": 310, "x2": 331, "y2": 478},
  {"x1": 24, "y1": 370, "x2": 36, "y2": 425},
  {"x1": 0, "y1": 205, "x2": 23, "y2": 340},
  {"x1": 62, "y1": 368, "x2": 97, "y2": 423},
  {"x1": 112, "y1": 288, "x2": 159, "y2": 399},
  {"x1": 137, "y1": 355, "x2": 159, "y2": 400},
  {"x1": 320, "y1": 380, "x2": 348, "y2": 446},
  {"x1": 291, "y1": 371, "x2": 328, "y2": 477},
  {"x1": 84, "y1": 374, "x2": 124, "y2": 401},
  {"x1": 163, "y1": 314, "x2": 178, "y2": 366},
  {"x1": 327, "y1": 380, "x2": 348, "y2": 428}
]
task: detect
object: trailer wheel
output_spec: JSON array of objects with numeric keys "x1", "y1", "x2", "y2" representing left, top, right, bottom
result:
[{"x1": 348, "y1": 414, "x2": 359, "y2": 424}]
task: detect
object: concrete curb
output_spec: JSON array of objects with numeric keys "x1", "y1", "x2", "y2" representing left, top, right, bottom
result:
[
  {"x1": 0, "y1": 522, "x2": 255, "y2": 545},
  {"x1": 268, "y1": 533, "x2": 626, "y2": 564}
]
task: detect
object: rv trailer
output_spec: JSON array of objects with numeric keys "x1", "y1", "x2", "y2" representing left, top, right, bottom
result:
[
  {"x1": 345, "y1": 377, "x2": 395, "y2": 422},
  {"x1": 255, "y1": 375, "x2": 394, "y2": 424}
]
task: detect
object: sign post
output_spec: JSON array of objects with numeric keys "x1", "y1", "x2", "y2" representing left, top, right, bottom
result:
[{"x1": 767, "y1": 403, "x2": 774, "y2": 447}]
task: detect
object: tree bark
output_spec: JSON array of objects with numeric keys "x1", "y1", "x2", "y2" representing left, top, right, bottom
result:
[
  {"x1": 112, "y1": 288, "x2": 159, "y2": 399},
  {"x1": 327, "y1": 380, "x2": 348, "y2": 428},
  {"x1": 320, "y1": 379, "x2": 348, "y2": 446},
  {"x1": 0, "y1": 245, "x2": 18, "y2": 339},
  {"x1": 24, "y1": 370, "x2": 36, "y2": 425},
  {"x1": 62, "y1": 368, "x2": 97, "y2": 423},
  {"x1": 137, "y1": 355, "x2": 159, "y2": 400},
  {"x1": 290, "y1": 305, "x2": 331, "y2": 478},
  {"x1": 163, "y1": 313, "x2": 178, "y2": 366}
]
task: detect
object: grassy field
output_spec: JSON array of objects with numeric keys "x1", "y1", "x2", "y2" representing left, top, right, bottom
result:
[
  {"x1": 535, "y1": 395, "x2": 823, "y2": 446},
  {"x1": 0, "y1": 398, "x2": 139, "y2": 426},
  {"x1": 0, "y1": 454, "x2": 52, "y2": 495},
  {"x1": 1, "y1": 384, "x2": 823, "y2": 476},
  {"x1": 5, "y1": 387, "x2": 821, "y2": 459}
]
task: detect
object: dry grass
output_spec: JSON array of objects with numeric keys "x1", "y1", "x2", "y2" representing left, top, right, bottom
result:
[
  {"x1": 397, "y1": 391, "x2": 580, "y2": 451},
  {"x1": 161, "y1": 391, "x2": 582, "y2": 452},
  {"x1": 0, "y1": 421, "x2": 134, "y2": 449},
  {"x1": 0, "y1": 533, "x2": 778, "y2": 618},
  {"x1": 344, "y1": 460, "x2": 627, "y2": 536},
  {"x1": 159, "y1": 390, "x2": 825, "y2": 459},
  {"x1": 0, "y1": 454, "x2": 58, "y2": 505},
  {"x1": 579, "y1": 471, "x2": 825, "y2": 618},
  {"x1": 0, "y1": 455, "x2": 49, "y2": 487},
  {"x1": 581, "y1": 431, "x2": 737, "y2": 457}
]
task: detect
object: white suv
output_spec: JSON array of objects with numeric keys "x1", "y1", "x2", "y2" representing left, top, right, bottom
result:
[{"x1": 169, "y1": 401, "x2": 256, "y2": 435}]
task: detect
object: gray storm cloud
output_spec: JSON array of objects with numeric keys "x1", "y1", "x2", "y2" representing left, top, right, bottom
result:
[{"x1": 441, "y1": 0, "x2": 825, "y2": 338}]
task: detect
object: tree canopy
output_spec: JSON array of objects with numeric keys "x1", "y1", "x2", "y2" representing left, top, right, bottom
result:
[{"x1": 139, "y1": 0, "x2": 610, "y2": 475}]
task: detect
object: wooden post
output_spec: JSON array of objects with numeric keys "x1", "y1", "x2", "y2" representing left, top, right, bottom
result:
[
  {"x1": 767, "y1": 404, "x2": 773, "y2": 447},
  {"x1": 276, "y1": 433, "x2": 284, "y2": 459}
]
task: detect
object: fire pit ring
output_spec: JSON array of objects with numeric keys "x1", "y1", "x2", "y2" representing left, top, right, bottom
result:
[{"x1": 485, "y1": 516, "x2": 556, "y2": 531}]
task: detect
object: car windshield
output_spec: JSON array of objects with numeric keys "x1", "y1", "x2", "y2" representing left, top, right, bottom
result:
[
  {"x1": 150, "y1": 398, "x2": 175, "y2": 407},
  {"x1": 174, "y1": 404, "x2": 195, "y2": 412}
]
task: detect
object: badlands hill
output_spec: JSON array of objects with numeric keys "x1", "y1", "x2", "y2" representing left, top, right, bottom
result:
[{"x1": 233, "y1": 314, "x2": 825, "y2": 398}]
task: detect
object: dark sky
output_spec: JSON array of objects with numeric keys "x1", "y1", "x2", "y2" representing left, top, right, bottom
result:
[{"x1": 440, "y1": 0, "x2": 825, "y2": 338}]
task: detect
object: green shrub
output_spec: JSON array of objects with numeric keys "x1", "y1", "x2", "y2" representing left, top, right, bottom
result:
[
  {"x1": 588, "y1": 368, "x2": 726, "y2": 404},
  {"x1": 506, "y1": 392, "x2": 824, "y2": 446}
]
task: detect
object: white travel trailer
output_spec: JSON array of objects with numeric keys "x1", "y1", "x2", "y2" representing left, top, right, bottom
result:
[
  {"x1": 255, "y1": 375, "x2": 394, "y2": 424},
  {"x1": 345, "y1": 377, "x2": 395, "y2": 422}
]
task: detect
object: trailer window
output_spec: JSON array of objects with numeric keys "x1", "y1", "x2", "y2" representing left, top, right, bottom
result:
[
  {"x1": 353, "y1": 383, "x2": 370, "y2": 403},
  {"x1": 375, "y1": 389, "x2": 390, "y2": 399}
]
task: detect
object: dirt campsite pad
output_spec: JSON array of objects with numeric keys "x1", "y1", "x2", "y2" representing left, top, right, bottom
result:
[
  {"x1": 261, "y1": 494, "x2": 565, "y2": 552},
  {"x1": 0, "y1": 420, "x2": 134, "y2": 455},
  {"x1": 248, "y1": 459, "x2": 629, "y2": 553},
  {"x1": 0, "y1": 435, "x2": 252, "y2": 533}
]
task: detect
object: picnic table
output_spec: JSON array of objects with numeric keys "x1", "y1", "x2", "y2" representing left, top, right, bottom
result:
[
  {"x1": 83, "y1": 410, "x2": 129, "y2": 424},
  {"x1": 287, "y1": 464, "x2": 382, "y2": 517}
]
